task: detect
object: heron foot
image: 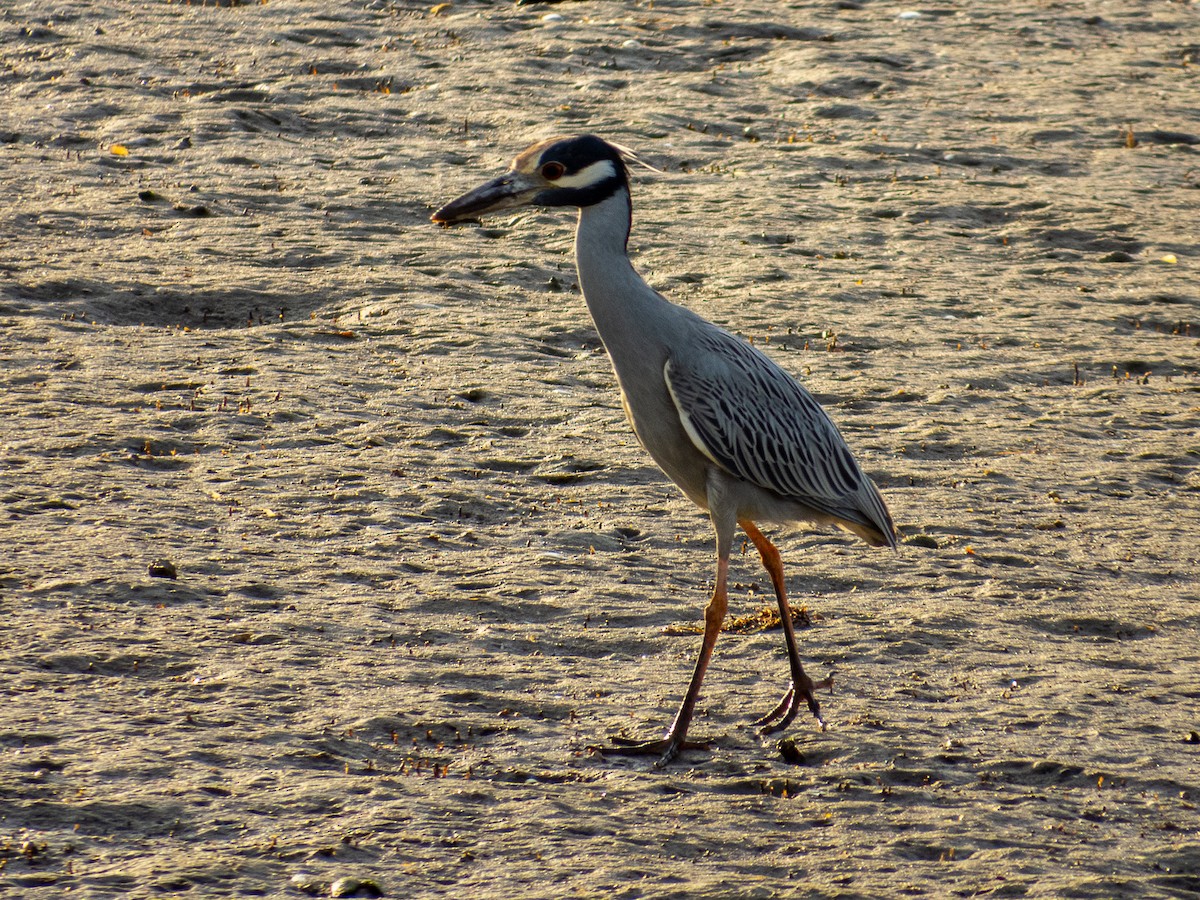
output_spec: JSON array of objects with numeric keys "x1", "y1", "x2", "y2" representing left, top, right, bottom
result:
[
  {"x1": 754, "y1": 674, "x2": 833, "y2": 734},
  {"x1": 596, "y1": 735, "x2": 712, "y2": 767}
]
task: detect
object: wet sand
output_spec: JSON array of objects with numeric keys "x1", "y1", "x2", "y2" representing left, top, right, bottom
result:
[{"x1": 2, "y1": 0, "x2": 1198, "y2": 896}]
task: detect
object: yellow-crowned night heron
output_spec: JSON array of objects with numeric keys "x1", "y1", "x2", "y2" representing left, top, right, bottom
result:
[{"x1": 432, "y1": 135, "x2": 896, "y2": 765}]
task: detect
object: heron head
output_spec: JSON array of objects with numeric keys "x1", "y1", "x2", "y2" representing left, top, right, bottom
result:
[{"x1": 431, "y1": 134, "x2": 631, "y2": 224}]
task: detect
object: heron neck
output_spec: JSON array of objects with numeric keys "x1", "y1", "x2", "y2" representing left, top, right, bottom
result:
[{"x1": 574, "y1": 188, "x2": 664, "y2": 346}]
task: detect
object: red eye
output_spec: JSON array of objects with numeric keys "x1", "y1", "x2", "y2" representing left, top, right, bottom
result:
[{"x1": 541, "y1": 161, "x2": 565, "y2": 180}]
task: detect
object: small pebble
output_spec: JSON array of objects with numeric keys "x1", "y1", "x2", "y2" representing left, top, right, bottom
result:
[
  {"x1": 288, "y1": 874, "x2": 323, "y2": 896},
  {"x1": 330, "y1": 877, "x2": 384, "y2": 898},
  {"x1": 148, "y1": 559, "x2": 177, "y2": 579},
  {"x1": 778, "y1": 737, "x2": 807, "y2": 765}
]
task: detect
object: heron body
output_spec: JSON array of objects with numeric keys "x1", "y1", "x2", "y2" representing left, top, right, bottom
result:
[{"x1": 433, "y1": 135, "x2": 896, "y2": 764}]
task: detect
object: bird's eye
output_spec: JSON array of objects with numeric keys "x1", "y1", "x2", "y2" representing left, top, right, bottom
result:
[{"x1": 540, "y1": 161, "x2": 566, "y2": 180}]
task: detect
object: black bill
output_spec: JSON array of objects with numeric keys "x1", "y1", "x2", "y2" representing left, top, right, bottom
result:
[{"x1": 431, "y1": 172, "x2": 540, "y2": 225}]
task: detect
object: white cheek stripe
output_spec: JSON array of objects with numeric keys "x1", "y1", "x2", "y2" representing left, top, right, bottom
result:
[{"x1": 554, "y1": 159, "x2": 617, "y2": 189}]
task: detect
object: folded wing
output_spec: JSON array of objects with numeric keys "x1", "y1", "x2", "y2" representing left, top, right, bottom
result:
[{"x1": 664, "y1": 327, "x2": 895, "y2": 547}]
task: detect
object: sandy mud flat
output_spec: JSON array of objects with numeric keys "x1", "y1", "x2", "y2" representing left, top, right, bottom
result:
[{"x1": 1, "y1": 0, "x2": 1198, "y2": 896}]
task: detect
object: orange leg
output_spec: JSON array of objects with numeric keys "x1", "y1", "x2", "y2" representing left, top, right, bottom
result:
[
  {"x1": 739, "y1": 519, "x2": 831, "y2": 732},
  {"x1": 603, "y1": 547, "x2": 731, "y2": 765}
]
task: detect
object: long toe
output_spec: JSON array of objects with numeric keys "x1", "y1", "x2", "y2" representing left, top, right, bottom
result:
[
  {"x1": 757, "y1": 675, "x2": 834, "y2": 734},
  {"x1": 753, "y1": 686, "x2": 795, "y2": 730},
  {"x1": 758, "y1": 693, "x2": 802, "y2": 735},
  {"x1": 598, "y1": 735, "x2": 712, "y2": 766},
  {"x1": 801, "y1": 674, "x2": 835, "y2": 722}
]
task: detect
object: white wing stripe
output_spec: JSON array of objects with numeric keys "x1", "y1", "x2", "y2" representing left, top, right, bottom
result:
[{"x1": 664, "y1": 359, "x2": 721, "y2": 466}]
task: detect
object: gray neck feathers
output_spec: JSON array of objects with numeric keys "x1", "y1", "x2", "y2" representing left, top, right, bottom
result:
[{"x1": 573, "y1": 188, "x2": 670, "y2": 364}]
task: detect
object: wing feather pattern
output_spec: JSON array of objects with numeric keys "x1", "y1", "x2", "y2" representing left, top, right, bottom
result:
[{"x1": 664, "y1": 326, "x2": 895, "y2": 546}]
